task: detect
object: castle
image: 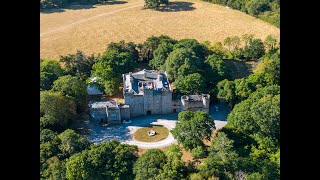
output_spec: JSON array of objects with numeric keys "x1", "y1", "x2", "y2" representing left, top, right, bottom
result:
[{"x1": 89, "y1": 69, "x2": 210, "y2": 124}]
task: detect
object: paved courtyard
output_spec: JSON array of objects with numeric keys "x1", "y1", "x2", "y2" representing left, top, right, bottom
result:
[{"x1": 79, "y1": 104, "x2": 230, "y2": 148}]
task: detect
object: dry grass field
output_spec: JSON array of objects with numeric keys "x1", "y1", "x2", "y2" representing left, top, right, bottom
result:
[{"x1": 40, "y1": 0, "x2": 279, "y2": 59}]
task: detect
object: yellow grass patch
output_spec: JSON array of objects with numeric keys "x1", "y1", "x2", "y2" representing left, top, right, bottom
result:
[
  {"x1": 40, "y1": 0, "x2": 280, "y2": 59},
  {"x1": 134, "y1": 125, "x2": 169, "y2": 142}
]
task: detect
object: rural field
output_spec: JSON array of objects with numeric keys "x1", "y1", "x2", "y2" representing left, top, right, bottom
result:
[{"x1": 40, "y1": 0, "x2": 280, "y2": 59}]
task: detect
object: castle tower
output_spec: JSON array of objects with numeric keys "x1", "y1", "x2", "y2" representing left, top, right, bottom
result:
[
  {"x1": 202, "y1": 94, "x2": 210, "y2": 112},
  {"x1": 181, "y1": 95, "x2": 189, "y2": 111}
]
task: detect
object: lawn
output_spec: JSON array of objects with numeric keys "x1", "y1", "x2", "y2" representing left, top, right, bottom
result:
[
  {"x1": 40, "y1": 0, "x2": 279, "y2": 59},
  {"x1": 134, "y1": 125, "x2": 169, "y2": 142}
]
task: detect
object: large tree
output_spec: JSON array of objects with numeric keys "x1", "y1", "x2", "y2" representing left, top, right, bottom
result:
[
  {"x1": 175, "y1": 73, "x2": 206, "y2": 94},
  {"x1": 144, "y1": 0, "x2": 169, "y2": 9},
  {"x1": 199, "y1": 132, "x2": 239, "y2": 179},
  {"x1": 223, "y1": 36, "x2": 242, "y2": 59},
  {"x1": 204, "y1": 54, "x2": 231, "y2": 84},
  {"x1": 165, "y1": 48, "x2": 201, "y2": 81},
  {"x1": 157, "y1": 145, "x2": 184, "y2": 179},
  {"x1": 40, "y1": 59, "x2": 64, "y2": 91},
  {"x1": 58, "y1": 129, "x2": 90, "y2": 158},
  {"x1": 171, "y1": 111, "x2": 215, "y2": 151},
  {"x1": 227, "y1": 85, "x2": 280, "y2": 151},
  {"x1": 242, "y1": 38, "x2": 265, "y2": 60},
  {"x1": 106, "y1": 41, "x2": 139, "y2": 62},
  {"x1": 52, "y1": 75, "x2": 87, "y2": 112},
  {"x1": 90, "y1": 50, "x2": 135, "y2": 96},
  {"x1": 133, "y1": 149, "x2": 167, "y2": 179},
  {"x1": 140, "y1": 35, "x2": 177, "y2": 61},
  {"x1": 217, "y1": 79, "x2": 236, "y2": 108},
  {"x1": 173, "y1": 39, "x2": 207, "y2": 59},
  {"x1": 149, "y1": 42, "x2": 174, "y2": 70},
  {"x1": 59, "y1": 50, "x2": 96, "y2": 81},
  {"x1": 40, "y1": 91, "x2": 76, "y2": 132}
]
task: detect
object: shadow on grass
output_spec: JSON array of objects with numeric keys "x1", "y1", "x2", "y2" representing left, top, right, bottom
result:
[
  {"x1": 40, "y1": 1, "x2": 128, "y2": 14},
  {"x1": 156, "y1": 1, "x2": 196, "y2": 12}
]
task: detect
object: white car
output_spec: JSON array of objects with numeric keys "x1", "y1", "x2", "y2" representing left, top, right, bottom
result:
[{"x1": 123, "y1": 120, "x2": 132, "y2": 124}]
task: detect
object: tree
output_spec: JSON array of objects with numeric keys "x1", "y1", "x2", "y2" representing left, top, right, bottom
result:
[
  {"x1": 40, "y1": 91, "x2": 76, "y2": 132},
  {"x1": 227, "y1": 85, "x2": 280, "y2": 151},
  {"x1": 59, "y1": 50, "x2": 96, "y2": 81},
  {"x1": 106, "y1": 41, "x2": 139, "y2": 62},
  {"x1": 217, "y1": 79, "x2": 236, "y2": 108},
  {"x1": 242, "y1": 38, "x2": 265, "y2": 60},
  {"x1": 140, "y1": 35, "x2": 177, "y2": 61},
  {"x1": 149, "y1": 42, "x2": 174, "y2": 70},
  {"x1": 52, "y1": 75, "x2": 87, "y2": 112},
  {"x1": 40, "y1": 129, "x2": 58, "y2": 144},
  {"x1": 66, "y1": 140, "x2": 138, "y2": 180},
  {"x1": 204, "y1": 54, "x2": 231, "y2": 84},
  {"x1": 157, "y1": 145, "x2": 184, "y2": 179},
  {"x1": 41, "y1": 0, "x2": 69, "y2": 9},
  {"x1": 58, "y1": 129, "x2": 90, "y2": 157},
  {"x1": 40, "y1": 141, "x2": 61, "y2": 177},
  {"x1": 234, "y1": 78, "x2": 254, "y2": 102},
  {"x1": 173, "y1": 39, "x2": 207, "y2": 59},
  {"x1": 175, "y1": 73, "x2": 206, "y2": 94},
  {"x1": 165, "y1": 48, "x2": 201, "y2": 81},
  {"x1": 90, "y1": 50, "x2": 134, "y2": 96},
  {"x1": 171, "y1": 111, "x2": 215, "y2": 151},
  {"x1": 43, "y1": 156, "x2": 66, "y2": 180},
  {"x1": 246, "y1": 0, "x2": 270, "y2": 16},
  {"x1": 144, "y1": 0, "x2": 169, "y2": 9},
  {"x1": 65, "y1": 151, "x2": 91, "y2": 180},
  {"x1": 40, "y1": 59, "x2": 64, "y2": 91},
  {"x1": 133, "y1": 149, "x2": 166, "y2": 179},
  {"x1": 264, "y1": 35, "x2": 278, "y2": 53},
  {"x1": 223, "y1": 36, "x2": 241, "y2": 59},
  {"x1": 200, "y1": 132, "x2": 239, "y2": 179}
]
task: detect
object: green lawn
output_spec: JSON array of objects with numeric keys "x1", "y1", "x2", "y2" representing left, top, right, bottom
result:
[{"x1": 134, "y1": 125, "x2": 169, "y2": 142}]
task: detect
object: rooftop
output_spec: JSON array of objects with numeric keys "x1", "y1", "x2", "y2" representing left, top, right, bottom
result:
[
  {"x1": 89, "y1": 101, "x2": 118, "y2": 109},
  {"x1": 123, "y1": 69, "x2": 171, "y2": 95}
]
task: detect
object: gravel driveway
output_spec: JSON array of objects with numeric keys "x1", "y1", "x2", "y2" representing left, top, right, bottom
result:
[{"x1": 80, "y1": 104, "x2": 229, "y2": 148}]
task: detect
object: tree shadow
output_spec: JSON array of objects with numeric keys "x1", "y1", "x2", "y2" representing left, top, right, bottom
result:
[
  {"x1": 40, "y1": 1, "x2": 128, "y2": 14},
  {"x1": 156, "y1": 1, "x2": 196, "y2": 12}
]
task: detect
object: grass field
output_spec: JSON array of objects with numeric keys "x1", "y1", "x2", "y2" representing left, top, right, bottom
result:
[
  {"x1": 134, "y1": 125, "x2": 169, "y2": 142},
  {"x1": 40, "y1": 0, "x2": 280, "y2": 59}
]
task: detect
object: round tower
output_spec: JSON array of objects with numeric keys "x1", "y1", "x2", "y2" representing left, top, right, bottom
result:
[
  {"x1": 202, "y1": 94, "x2": 210, "y2": 108},
  {"x1": 181, "y1": 95, "x2": 189, "y2": 111}
]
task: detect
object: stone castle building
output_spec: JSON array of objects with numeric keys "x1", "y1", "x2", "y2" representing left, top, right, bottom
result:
[
  {"x1": 122, "y1": 69, "x2": 172, "y2": 117},
  {"x1": 89, "y1": 101, "x2": 130, "y2": 124},
  {"x1": 88, "y1": 69, "x2": 210, "y2": 123}
]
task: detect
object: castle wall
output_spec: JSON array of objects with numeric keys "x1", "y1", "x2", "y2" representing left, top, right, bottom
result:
[
  {"x1": 124, "y1": 93, "x2": 145, "y2": 117},
  {"x1": 106, "y1": 108, "x2": 121, "y2": 124},
  {"x1": 161, "y1": 91, "x2": 173, "y2": 114},
  {"x1": 152, "y1": 93, "x2": 162, "y2": 114},
  {"x1": 120, "y1": 107, "x2": 130, "y2": 120}
]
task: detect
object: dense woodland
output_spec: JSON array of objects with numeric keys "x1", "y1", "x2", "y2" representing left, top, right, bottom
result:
[
  {"x1": 40, "y1": 34, "x2": 280, "y2": 179},
  {"x1": 202, "y1": 0, "x2": 280, "y2": 27}
]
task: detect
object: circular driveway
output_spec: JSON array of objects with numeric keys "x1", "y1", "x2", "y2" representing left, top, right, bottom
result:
[{"x1": 80, "y1": 105, "x2": 229, "y2": 148}]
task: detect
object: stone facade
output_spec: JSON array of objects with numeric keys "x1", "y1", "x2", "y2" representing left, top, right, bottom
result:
[
  {"x1": 89, "y1": 101, "x2": 123, "y2": 124},
  {"x1": 89, "y1": 70, "x2": 211, "y2": 125},
  {"x1": 180, "y1": 94, "x2": 210, "y2": 113},
  {"x1": 122, "y1": 69, "x2": 173, "y2": 117}
]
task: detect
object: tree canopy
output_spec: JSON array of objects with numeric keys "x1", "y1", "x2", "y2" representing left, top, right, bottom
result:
[
  {"x1": 52, "y1": 75, "x2": 87, "y2": 112},
  {"x1": 171, "y1": 111, "x2": 215, "y2": 151},
  {"x1": 133, "y1": 149, "x2": 167, "y2": 179},
  {"x1": 40, "y1": 59, "x2": 64, "y2": 91},
  {"x1": 40, "y1": 91, "x2": 76, "y2": 132}
]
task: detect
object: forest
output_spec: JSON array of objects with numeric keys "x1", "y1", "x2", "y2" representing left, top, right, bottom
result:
[
  {"x1": 202, "y1": 0, "x2": 280, "y2": 27},
  {"x1": 40, "y1": 34, "x2": 280, "y2": 179}
]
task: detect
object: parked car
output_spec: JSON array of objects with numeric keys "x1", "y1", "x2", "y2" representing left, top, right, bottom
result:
[{"x1": 123, "y1": 119, "x2": 132, "y2": 124}]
